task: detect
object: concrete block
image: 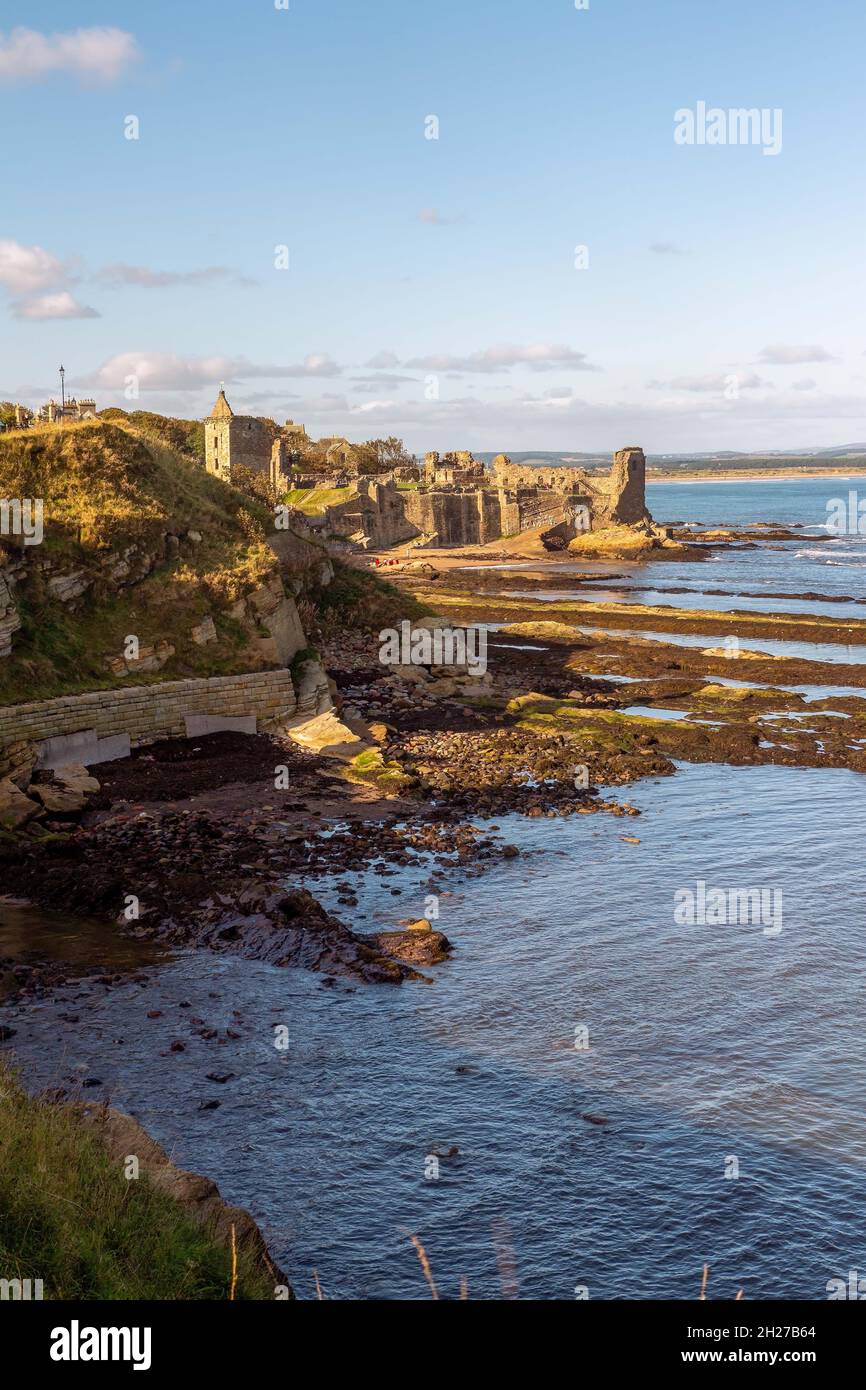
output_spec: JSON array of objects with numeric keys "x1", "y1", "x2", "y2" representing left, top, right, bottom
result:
[
  {"x1": 184, "y1": 715, "x2": 257, "y2": 737},
  {"x1": 86, "y1": 733, "x2": 132, "y2": 765},
  {"x1": 36, "y1": 728, "x2": 99, "y2": 770}
]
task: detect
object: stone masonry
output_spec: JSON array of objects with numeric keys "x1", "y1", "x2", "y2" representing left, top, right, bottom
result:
[
  {"x1": 204, "y1": 388, "x2": 291, "y2": 492},
  {"x1": 315, "y1": 446, "x2": 649, "y2": 548},
  {"x1": 0, "y1": 670, "x2": 301, "y2": 751}
]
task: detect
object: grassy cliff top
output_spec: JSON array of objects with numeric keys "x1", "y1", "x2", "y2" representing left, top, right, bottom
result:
[
  {"x1": 0, "y1": 419, "x2": 281, "y2": 702},
  {"x1": 0, "y1": 417, "x2": 269, "y2": 553}
]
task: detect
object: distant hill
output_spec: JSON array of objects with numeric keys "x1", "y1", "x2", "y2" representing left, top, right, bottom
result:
[{"x1": 474, "y1": 447, "x2": 866, "y2": 472}]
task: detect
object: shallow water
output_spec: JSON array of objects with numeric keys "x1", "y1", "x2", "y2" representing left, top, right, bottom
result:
[
  {"x1": 595, "y1": 627, "x2": 866, "y2": 666},
  {"x1": 621, "y1": 705, "x2": 692, "y2": 721},
  {"x1": 506, "y1": 586, "x2": 866, "y2": 622},
  {"x1": 0, "y1": 898, "x2": 167, "y2": 999}
]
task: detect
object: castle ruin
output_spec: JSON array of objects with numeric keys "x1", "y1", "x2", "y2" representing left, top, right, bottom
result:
[
  {"x1": 315, "y1": 446, "x2": 649, "y2": 549},
  {"x1": 202, "y1": 387, "x2": 649, "y2": 550},
  {"x1": 204, "y1": 389, "x2": 370, "y2": 495}
]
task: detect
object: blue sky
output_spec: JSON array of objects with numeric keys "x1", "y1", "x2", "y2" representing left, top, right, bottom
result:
[{"x1": 1, "y1": 0, "x2": 864, "y2": 453}]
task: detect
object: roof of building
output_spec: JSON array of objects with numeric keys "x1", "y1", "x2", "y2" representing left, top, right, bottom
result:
[{"x1": 209, "y1": 388, "x2": 234, "y2": 420}]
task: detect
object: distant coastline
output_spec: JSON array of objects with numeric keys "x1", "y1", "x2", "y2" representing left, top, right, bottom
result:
[{"x1": 647, "y1": 467, "x2": 866, "y2": 484}]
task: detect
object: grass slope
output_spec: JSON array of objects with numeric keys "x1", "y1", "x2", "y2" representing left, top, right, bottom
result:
[
  {"x1": 0, "y1": 419, "x2": 278, "y2": 703},
  {"x1": 285, "y1": 485, "x2": 356, "y2": 514},
  {"x1": 0, "y1": 1064, "x2": 274, "y2": 1300}
]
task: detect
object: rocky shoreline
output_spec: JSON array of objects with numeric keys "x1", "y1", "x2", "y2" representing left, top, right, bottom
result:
[{"x1": 3, "y1": 543, "x2": 866, "y2": 1012}]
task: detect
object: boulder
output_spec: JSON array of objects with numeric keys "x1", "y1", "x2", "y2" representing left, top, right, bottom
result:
[
  {"x1": 370, "y1": 926, "x2": 452, "y2": 965},
  {"x1": 54, "y1": 764, "x2": 101, "y2": 795},
  {"x1": 285, "y1": 710, "x2": 360, "y2": 754},
  {"x1": 294, "y1": 659, "x2": 333, "y2": 715},
  {"x1": 31, "y1": 763, "x2": 100, "y2": 817},
  {"x1": 191, "y1": 615, "x2": 217, "y2": 646},
  {"x1": 46, "y1": 570, "x2": 90, "y2": 604},
  {"x1": 0, "y1": 776, "x2": 41, "y2": 829},
  {"x1": 390, "y1": 664, "x2": 430, "y2": 685},
  {"x1": 568, "y1": 525, "x2": 685, "y2": 558},
  {"x1": 105, "y1": 641, "x2": 175, "y2": 676},
  {"x1": 248, "y1": 577, "x2": 306, "y2": 664},
  {"x1": 426, "y1": 677, "x2": 458, "y2": 698}
]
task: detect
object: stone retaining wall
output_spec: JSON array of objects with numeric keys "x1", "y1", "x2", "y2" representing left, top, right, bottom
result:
[{"x1": 0, "y1": 670, "x2": 299, "y2": 750}]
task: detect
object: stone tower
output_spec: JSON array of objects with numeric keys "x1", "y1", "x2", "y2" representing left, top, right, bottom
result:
[
  {"x1": 205, "y1": 387, "x2": 234, "y2": 481},
  {"x1": 606, "y1": 447, "x2": 648, "y2": 525},
  {"x1": 204, "y1": 387, "x2": 294, "y2": 493}
]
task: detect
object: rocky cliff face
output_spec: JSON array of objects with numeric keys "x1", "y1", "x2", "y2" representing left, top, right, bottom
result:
[{"x1": 0, "y1": 564, "x2": 22, "y2": 659}]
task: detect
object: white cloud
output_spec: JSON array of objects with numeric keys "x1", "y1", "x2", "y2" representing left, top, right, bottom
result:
[
  {"x1": 351, "y1": 399, "x2": 396, "y2": 413},
  {"x1": 0, "y1": 26, "x2": 139, "y2": 85},
  {"x1": 404, "y1": 343, "x2": 598, "y2": 374},
  {"x1": 758, "y1": 343, "x2": 834, "y2": 364},
  {"x1": 83, "y1": 351, "x2": 342, "y2": 391},
  {"x1": 290, "y1": 353, "x2": 341, "y2": 377},
  {"x1": 520, "y1": 392, "x2": 575, "y2": 411},
  {"x1": 85, "y1": 353, "x2": 235, "y2": 391},
  {"x1": 99, "y1": 263, "x2": 254, "y2": 289},
  {"x1": 350, "y1": 373, "x2": 419, "y2": 389},
  {"x1": 13, "y1": 291, "x2": 99, "y2": 320},
  {"x1": 0, "y1": 239, "x2": 68, "y2": 295},
  {"x1": 660, "y1": 370, "x2": 770, "y2": 393},
  {"x1": 365, "y1": 350, "x2": 400, "y2": 368},
  {"x1": 649, "y1": 241, "x2": 686, "y2": 255},
  {"x1": 80, "y1": 376, "x2": 866, "y2": 455}
]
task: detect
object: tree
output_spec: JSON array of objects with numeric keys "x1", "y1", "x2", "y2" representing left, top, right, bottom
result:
[
  {"x1": 358, "y1": 436, "x2": 416, "y2": 473},
  {"x1": 230, "y1": 464, "x2": 281, "y2": 510}
]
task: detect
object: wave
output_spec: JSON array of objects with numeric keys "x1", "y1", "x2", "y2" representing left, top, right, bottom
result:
[{"x1": 795, "y1": 548, "x2": 866, "y2": 560}]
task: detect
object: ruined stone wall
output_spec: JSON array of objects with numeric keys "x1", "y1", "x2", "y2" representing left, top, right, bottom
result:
[
  {"x1": 323, "y1": 479, "x2": 420, "y2": 547},
  {"x1": 226, "y1": 418, "x2": 273, "y2": 475},
  {"x1": 499, "y1": 494, "x2": 521, "y2": 537},
  {"x1": 322, "y1": 483, "x2": 534, "y2": 548},
  {"x1": 0, "y1": 670, "x2": 299, "y2": 751},
  {"x1": 492, "y1": 460, "x2": 592, "y2": 490},
  {"x1": 309, "y1": 445, "x2": 648, "y2": 548},
  {"x1": 492, "y1": 448, "x2": 648, "y2": 528},
  {"x1": 599, "y1": 447, "x2": 648, "y2": 524},
  {"x1": 402, "y1": 490, "x2": 506, "y2": 546}
]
